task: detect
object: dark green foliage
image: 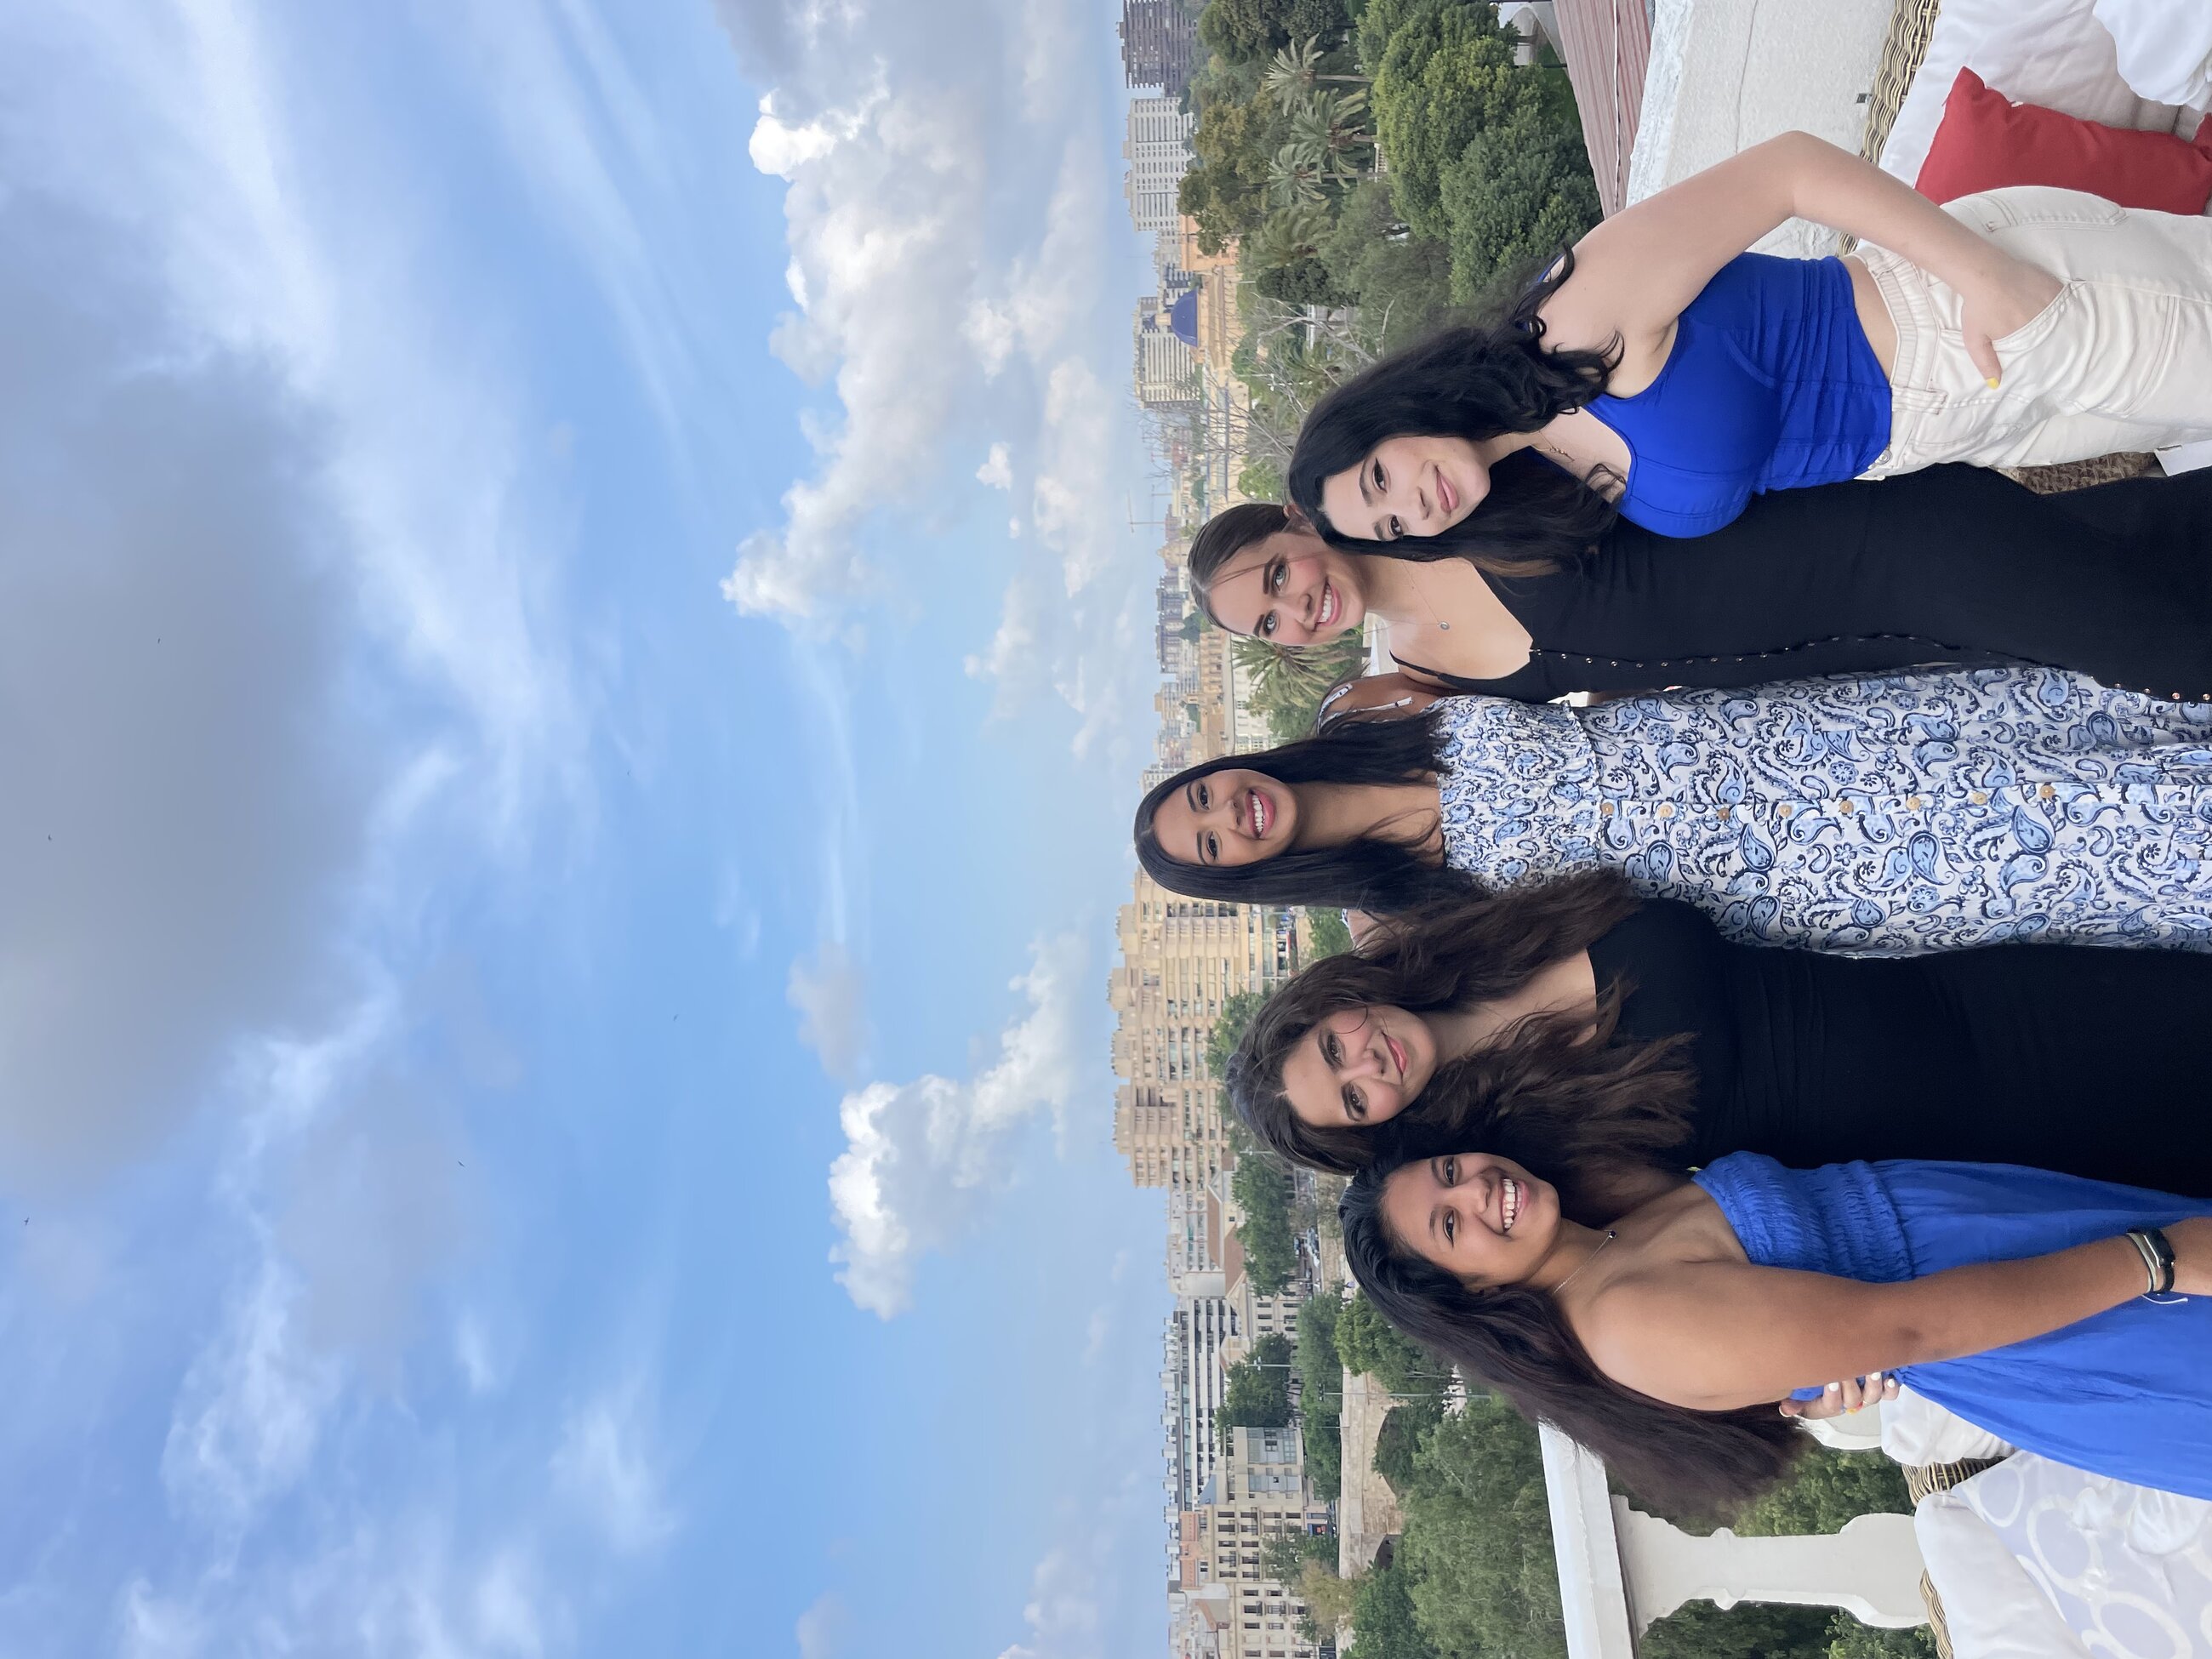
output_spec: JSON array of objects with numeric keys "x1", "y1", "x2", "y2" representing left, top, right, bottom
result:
[
  {"x1": 1256, "y1": 257, "x2": 1353, "y2": 307},
  {"x1": 1346, "y1": 1562, "x2": 1440, "y2": 1659},
  {"x1": 1181, "y1": 95, "x2": 1288, "y2": 252},
  {"x1": 1294, "y1": 1291, "x2": 1344, "y2": 1497},
  {"x1": 1370, "y1": 1395, "x2": 1445, "y2": 1494},
  {"x1": 1438, "y1": 109, "x2": 1600, "y2": 300},
  {"x1": 1219, "y1": 1332, "x2": 1297, "y2": 1440},
  {"x1": 1232, "y1": 1154, "x2": 1301, "y2": 1294},
  {"x1": 1395, "y1": 1400, "x2": 1566, "y2": 1659},
  {"x1": 1200, "y1": 0, "x2": 1355, "y2": 63},
  {"x1": 1824, "y1": 1624, "x2": 1941, "y2": 1658},
  {"x1": 1740, "y1": 1448, "x2": 1914, "y2": 1538},
  {"x1": 1640, "y1": 1601, "x2": 1837, "y2": 1659},
  {"x1": 1208, "y1": 989, "x2": 1271, "y2": 1079},
  {"x1": 1304, "y1": 905, "x2": 1354, "y2": 958},
  {"x1": 1335, "y1": 1291, "x2": 1443, "y2": 1395},
  {"x1": 1320, "y1": 179, "x2": 1460, "y2": 350},
  {"x1": 1359, "y1": 0, "x2": 1599, "y2": 299}
]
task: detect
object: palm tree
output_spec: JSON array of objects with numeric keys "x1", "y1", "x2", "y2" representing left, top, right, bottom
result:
[
  {"x1": 1262, "y1": 35, "x2": 1370, "y2": 114},
  {"x1": 1233, "y1": 633, "x2": 1371, "y2": 743},
  {"x1": 1248, "y1": 202, "x2": 1333, "y2": 271},
  {"x1": 1289, "y1": 88, "x2": 1373, "y2": 182},
  {"x1": 1266, "y1": 139, "x2": 1327, "y2": 208}
]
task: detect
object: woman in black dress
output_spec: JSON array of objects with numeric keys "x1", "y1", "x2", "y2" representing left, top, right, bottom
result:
[
  {"x1": 1227, "y1": 869, "x2": 2212, "y2": 1202},
  {"x1": 1193, "y1": 464, "x2": 2212, "y2": 704}
]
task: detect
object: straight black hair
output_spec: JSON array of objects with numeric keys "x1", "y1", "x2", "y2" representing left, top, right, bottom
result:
[
  {"x1": 1286, "y1": 251, "x2": 1622, "y2": 575},
  {"x1": 1341, "y1": 1144, "x2": 1806, "y2": 1514},
  {"x1": 1132, "y1": 709, "x2": 1480, "y2": 914}
]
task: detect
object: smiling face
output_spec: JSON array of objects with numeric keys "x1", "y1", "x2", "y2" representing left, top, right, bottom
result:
[
  {"x1": 1320, "y1": 436, "x2": 1490, "y2": 543},
  {"x1": 1204, "y1": 526, "x2": 1368, "y2": 645},
  {"x1": 1381, "y1": 1151, "x2": 1558, "y2": 1286},
  {"x1": 1149, "y1": 767, "x2": 1299, "y2": 869},
  {"x1": 1280, "y1": 1005, "x2": 1438, "y2": 1129}
]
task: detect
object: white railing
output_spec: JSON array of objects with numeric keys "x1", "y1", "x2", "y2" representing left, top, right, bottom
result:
[{"x1": 1537, "y1": 1425, "x2": 1928, "y2": 1655}]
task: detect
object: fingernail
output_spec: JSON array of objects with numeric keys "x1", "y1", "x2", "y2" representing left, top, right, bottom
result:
[
  {"x1": 1986, "y1": 377, "x2": 2001, "y2": 389},
  {"x1": 1826, "y1": 1382, "x2": 1841, "y2": 1393}
]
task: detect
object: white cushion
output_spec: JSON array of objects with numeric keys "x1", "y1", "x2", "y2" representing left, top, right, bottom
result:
[
  {"x1": 1878, "y1": 0, "x2": 2183, "y2": 185},
  {"x1": 1915, "y1": 1488, "x2": 2093, "y2": 1658},
  {"x1": 2093, "y1": 0, "x2": 2212, "y2": 110},
  {"x1": 1880, "y1": 1386, "x2": 2016, "y2": 1466}
]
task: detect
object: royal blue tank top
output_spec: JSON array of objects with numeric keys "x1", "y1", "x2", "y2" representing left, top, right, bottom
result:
[{"x1": 1588, "y1": 254, "x2": 1892, "y2": 538}]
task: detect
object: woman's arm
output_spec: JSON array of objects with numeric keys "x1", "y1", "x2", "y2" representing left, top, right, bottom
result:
[
  {"x1": 1582, "y1": 1216, "x2": 2212, "y2": 1411},
  {"x1": 1551, "y1": 131, "x2": 2059, "y2": 384},
  {"x1": 1314, "y1": 671, "x2": 1446, "y2": 733}
]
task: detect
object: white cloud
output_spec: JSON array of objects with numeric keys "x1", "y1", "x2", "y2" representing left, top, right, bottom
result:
[
  {"x1": 976, "y1": 442, "x2": 1014, "y2": 490},
  {"x1": 788, "y1": 942, "x2": 870, "y2": 1078},
  {"x1": 993, "y1": 1548, "x2": 1106, "y2": 1659},
  {"x1": 795, "y1": 1592, "x2": 851, "y2": 1659},
  {"x1": 551, "y1": 1387, "x2": 679, "y2": 1555},
  {"x1": 828, "y1": 934, "x2": 1090, "y2": 1316}
]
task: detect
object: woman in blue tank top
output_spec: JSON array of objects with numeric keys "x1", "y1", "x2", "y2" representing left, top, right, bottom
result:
[
  {"x1": 1283, "y1": 131, "x2": 2212, "y2": 550},
  {"x1": 1341, "y1": 1138, "x2": 2212, "y2": 1513}
]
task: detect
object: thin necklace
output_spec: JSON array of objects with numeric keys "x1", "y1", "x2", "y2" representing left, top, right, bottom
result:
[{"x1": 1550, "y1": 1229, "x2": 1616, "y2": 1297}]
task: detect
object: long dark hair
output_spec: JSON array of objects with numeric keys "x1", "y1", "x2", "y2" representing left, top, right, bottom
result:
[
  {"x1": 1229, "y1": 876, "x2": 1696, "y2": 1193},
  {"x1": 1286, "y1": 253, "x2": 1622, "y2": 575},
  {"x1": 1341, "y1": 1146, "x2": 1806, "y2": 1513},
  {"x1": 1132, "y1": 710, "x2": 1478, "y2": 913}
]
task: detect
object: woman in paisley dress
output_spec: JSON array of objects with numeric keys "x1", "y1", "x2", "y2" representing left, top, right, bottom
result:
[{"x1": 1134, "y1": 664, "x2": 2212, "y2": 953}]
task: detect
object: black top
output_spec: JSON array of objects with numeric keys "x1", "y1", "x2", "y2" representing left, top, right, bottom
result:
[
  {"x1": 1395, "y1": 465, "x2": 2212, "y2": 703},
  {"x1": 1589, "y1": 898, "x2": 2212, "y2": 1195}
]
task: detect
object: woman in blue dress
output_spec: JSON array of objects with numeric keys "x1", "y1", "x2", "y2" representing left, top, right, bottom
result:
[
  {"x1": 1135, "y1": 665, "x2": 2212, "y2": 953},
  {"x1": 1280, "y1": 132, "x2": 2212, "y2": 555},
  {"x1": 1341, "y1": 1139, "x2": 2212, "y2": 1510}
]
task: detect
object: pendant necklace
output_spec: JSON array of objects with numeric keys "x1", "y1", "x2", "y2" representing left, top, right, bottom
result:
[{"x1": 1551, "y1": 1229, "x2": 1617, "y2": 1297}]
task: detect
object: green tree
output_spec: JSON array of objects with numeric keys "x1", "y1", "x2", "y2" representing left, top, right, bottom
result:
[
  {"x1": 1360, "y1": 0, "x2": 1599, "y2": 296},
  {"x1": 1639, "y1": 1602, "x2": 1837, "y2": 1659},
  {"x1": 1345, "y1": 1562, "x2": 1440, "y2": 1659},
  {"x1": 1335, "y1": 1291, "x2": 1442, "y2": 1395},
  {"x1": 1218, "y1": 1332, "x2": 1297, "y2": 1440},
  {"x1": 1180, "y1": 94, "x2": 1287, "y2": 252},
  {"x1": 1741, "y1": 1447, "x2": 1914, "y2": 1537},
  {"x1": 1207, "y1": 987, "x2": 1271, "y2": 1078},
  {"x1": 1263, "y1": 1531, "x2": 1338, "y2": 1588},
  {"x1": 1370, "y1": 1396, "x2": 1445, "y2": 1494},
  {"x1": 1305, "y1": 905, "x2": 1354, "y2": 957},
  {"x1": 1248, "y1": 202, "x2": 1336, "y2": 271},
  {"x1": 1392, "y1": 1400, "x2": 1569, "y2": 1659},
  {"x1": 1320, "y1": 179, "x2": 1460, "y2": 351},
  {"x1": 1294, "y1": 1291, "x2": 1344, "y2": 1497},
  {"x1": 1263, "y1": 33, "x2": 1371, "y2": 111},
  {"x1": 1289, "y1": 85, "x2": 1375, "y2": 181},
  {"x1": 1238, "y1": 455, "x2": 1287, "y2": 499},
  {"x1": 1233, "y1": 1154, "x2": 1302, "y2": 1294},
  {"x1": 1298, "y1": 1557, "x2": 1360, "y2": 1639},
  {"x1": 1232, "y1": 630, "x2": 1371, "y2": 744},
  {"x1": 1258, "y1": 258, "x2": 1353, "y2": 308},
  {"x1": 1200, "y1": 0, "x2": 1355, "y2": 64},
  {"x1": 1438, "y1": 104, "x2": 1601, "y2": 300}
]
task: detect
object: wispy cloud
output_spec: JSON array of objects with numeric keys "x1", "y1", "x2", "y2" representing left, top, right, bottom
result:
[
  {"x1": 788, "y1": 942, "x2": 871, "y2": 1078},
  {"x1": 712, "y1": 0, "x2": 1158, "y2": 764},
  {"x1": 551, "y1": 1384, "x2": 680, "y2": 1556},
  {"x1": 827, "y1": 934, "x2": 1091, "y2": 1317}
]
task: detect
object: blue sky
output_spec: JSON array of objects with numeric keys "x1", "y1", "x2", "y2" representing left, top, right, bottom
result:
[{"x1": 0, "y1": 2, "x2": 1174, "y2": 1655}]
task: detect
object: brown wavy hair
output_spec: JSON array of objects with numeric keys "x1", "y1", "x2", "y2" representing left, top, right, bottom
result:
[{"x1": 1227, "y1": 874, "x2": 1697, "y2": 1212}]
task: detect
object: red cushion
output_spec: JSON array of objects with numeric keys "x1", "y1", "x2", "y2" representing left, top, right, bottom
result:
[{"x1": 1914, "y1": 67, "x2": 2212, "y2": 214}]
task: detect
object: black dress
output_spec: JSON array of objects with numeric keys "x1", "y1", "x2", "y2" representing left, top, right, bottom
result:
[
  {"x1": 1590, "y1": 898, "x2": 2212, "y2": 1194},
  {"x1": 1394, "y1": 465, "x2": 2212, "y2": 704}
]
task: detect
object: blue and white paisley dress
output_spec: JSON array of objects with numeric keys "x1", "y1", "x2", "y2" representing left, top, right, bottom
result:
[{"x1": 1434, "y1": 668, "x2": 2212, "y2": 954}]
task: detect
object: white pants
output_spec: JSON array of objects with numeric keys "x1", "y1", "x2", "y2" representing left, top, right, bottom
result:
[{"x1": 1856, "y1": 186, "x2": 2212, "y2": 476}]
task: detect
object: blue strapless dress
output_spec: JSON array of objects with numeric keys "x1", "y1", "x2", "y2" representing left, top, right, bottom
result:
[{"x1": 1693, "y1": 1152, "x2": 2212, "y2": 1496}]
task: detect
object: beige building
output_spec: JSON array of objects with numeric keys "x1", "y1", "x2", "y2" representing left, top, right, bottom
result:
[
  {"x1": 1109, "y1": 873, "x2": 1303, "y2": 1193},
  {"x1": 1181, "y1": 1427, "x2": 1334, "y2": 1659}
]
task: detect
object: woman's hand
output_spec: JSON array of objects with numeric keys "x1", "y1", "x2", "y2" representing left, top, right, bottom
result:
[
  {"x1": 1777, "y1": 1371, "x2": 1901, "y2": 1420},
  {"x1": 1958, "y1": 254, "x2": 2064, "y2": 387},
  {"x1": 2165, "y1": 1215, "x2": 2212, "y2": 1294}
]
